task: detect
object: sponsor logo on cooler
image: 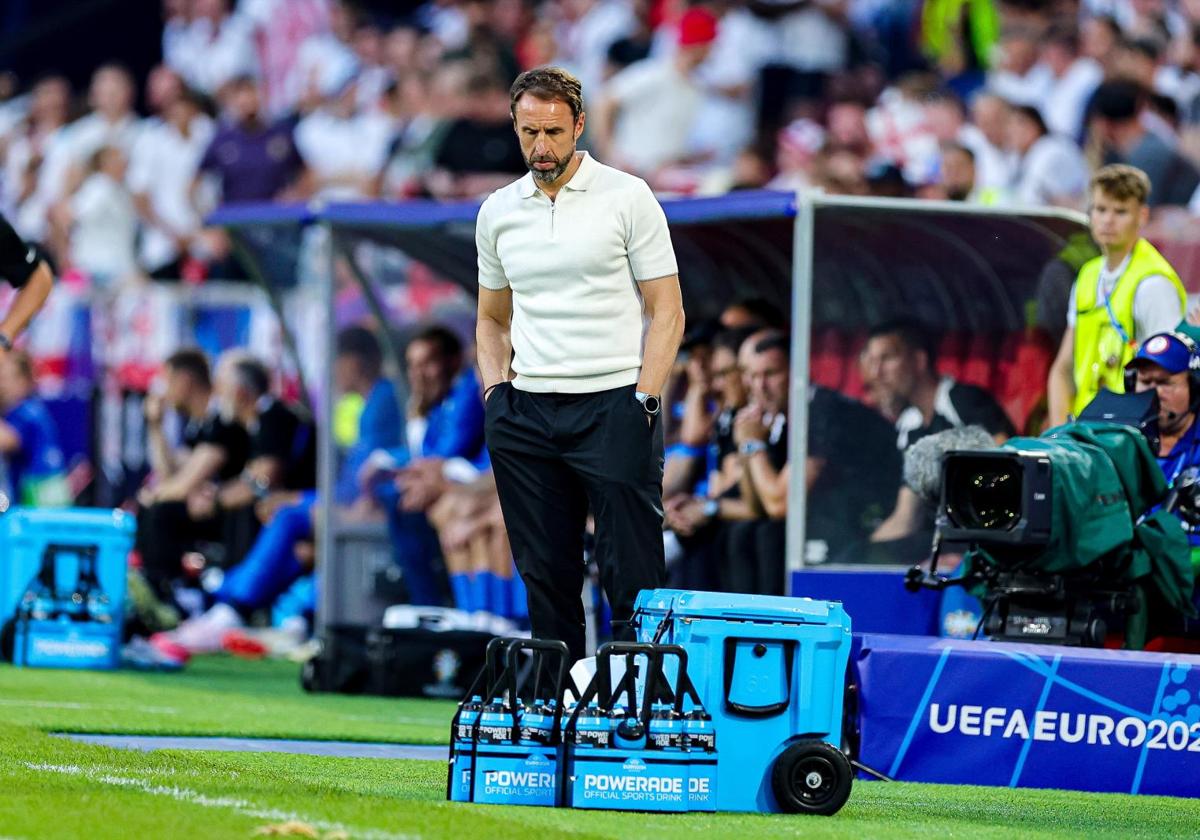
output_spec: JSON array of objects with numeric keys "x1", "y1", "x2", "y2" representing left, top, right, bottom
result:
[
  {"x1": 31, "y1": 638, "x2": 110, "y2": 659},
  {"x1": 929, "y1": 704, "x2": 1200, "y2": 751}
]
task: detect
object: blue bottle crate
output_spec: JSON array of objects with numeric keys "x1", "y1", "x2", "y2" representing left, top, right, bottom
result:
[{"x1": 0, "y1": 507, "x2": 134, "y2": 628}]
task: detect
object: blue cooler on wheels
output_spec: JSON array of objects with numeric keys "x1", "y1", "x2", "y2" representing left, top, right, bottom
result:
[
  {"x1": 0, "y1": 508, "x2": 135, "y2": 670},
  {"x1": 634, "y1": 589, "x2": 854, "y2": 815}
]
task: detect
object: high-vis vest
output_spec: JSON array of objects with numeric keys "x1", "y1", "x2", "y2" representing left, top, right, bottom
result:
[{"x1": 1072, "y1": 238, "x2": 1185, "y2": 416}]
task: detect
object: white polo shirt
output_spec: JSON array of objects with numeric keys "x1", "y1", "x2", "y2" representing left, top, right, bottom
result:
[{"x1": 476, "y1": 152, "x2": 678, "y2": 394}]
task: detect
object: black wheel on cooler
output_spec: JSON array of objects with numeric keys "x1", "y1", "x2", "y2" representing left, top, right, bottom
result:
[{"x1": 771, "y1": 740, "x2": 853, "y2": 816}]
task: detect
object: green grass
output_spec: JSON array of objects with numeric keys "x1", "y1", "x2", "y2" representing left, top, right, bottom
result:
[{"x1": 3, "y1": 657, "x2": 1200, "y2": 839}]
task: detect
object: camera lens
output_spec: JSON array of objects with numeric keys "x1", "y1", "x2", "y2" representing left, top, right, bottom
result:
[{"x1": 948, "y1": 462, "x2": 1022, "y2": 531}]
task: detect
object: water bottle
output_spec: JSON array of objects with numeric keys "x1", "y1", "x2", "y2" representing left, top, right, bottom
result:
[
  {"x1": 80, "y1": 556, "x2": 112, "y2": 624},
  {"x1": 612, "y1": 705, "x2": 646, "y2": 750},
  {"x1": 455, "y1": 695, "x2": 483, "y2": 743},
  {"x1": 22, "y1": 558, "x2": 57, "y2": 622},
  {"x1": 572, "y1": 703, "x2": 612, "y2": 748},
  {"x1": 477, "y1": 700, "x2": 514, "y2": 744},
  {"x1": 683, "y1": 710, "x2": 715, "y2": 752},
  {"x1": 647, "y1": 703, "x2": 683, "y2": 750},
  {"x1": 518, "y1": 703, "x2": 555, "y2": 745}
]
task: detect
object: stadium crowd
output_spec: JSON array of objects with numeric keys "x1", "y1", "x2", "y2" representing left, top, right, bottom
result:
[{"x1": 0, "y1": 0, "x2": 1199, "y2": 288}]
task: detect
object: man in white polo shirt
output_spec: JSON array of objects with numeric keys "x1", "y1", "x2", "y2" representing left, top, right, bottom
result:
[{"x1": 475, "y1": 66, "x2": 685, "y2": 663}]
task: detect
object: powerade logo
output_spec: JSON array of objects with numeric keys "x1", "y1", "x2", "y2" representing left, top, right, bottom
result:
[
  {"x1": 929, "y1": 704, "x2": 1200, "y2": 752},
  {"x1": 31, "y1": 638, "x2": 109, "y2": 659},
  {"x1": 579, "y1": 767, "x2": 706, "y2": 803},
  {"x1": 481, "y1": 755, "x2": 557, "y2": 796}
]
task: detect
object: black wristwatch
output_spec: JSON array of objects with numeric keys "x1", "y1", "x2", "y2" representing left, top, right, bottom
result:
[{"x1": 635, "y1": 391, "x2": 661, "y2": 416}]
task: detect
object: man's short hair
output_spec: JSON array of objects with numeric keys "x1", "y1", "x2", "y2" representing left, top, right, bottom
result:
[
  {"x1": 714, "y1": 326, "x2": 758, "y2": 355},
  {"x1": 510, "y1": 67, "x2": 584, "y2": 122},
  {"x1": 754, "y1": 333, "x2": 791, "y2": 360},
  {"x1": 940, "y1": 140, "x2": 975, "y2": 163},
  {"x1": 1091, "y1": 163, "x2": 1152, "y2": 205},
  {"x1": 336, "y1": 326, "x2": 383, "y2": 380},
  {"x1": 725, "y1": 296, "x2": 787, "y2": 329},
  {"x1": 868, "y1": 318, "x2": 938, "y2": 366},
  {"x1": 165, "y1": 348, "x2": 211, "y2": 389},
  {"x1": 409, "y1": 324, "x2": 462, "y2": 360},
  {"x1": 233, "y1": 356, "x2": 270, "y2": 398},
  {"x1": 1091, "y1": 78, "x2": 1142, "y2": 123},
  {"x1": 1011, "y1": 104, "x2": 1047, "y2": 137}
]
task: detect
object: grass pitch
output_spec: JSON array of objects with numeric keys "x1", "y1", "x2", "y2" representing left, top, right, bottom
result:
[{"x1": 2, "y1": 657, "x2": 1199, "y2": 839}]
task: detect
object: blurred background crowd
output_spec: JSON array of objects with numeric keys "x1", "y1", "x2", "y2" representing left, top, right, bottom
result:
[{"x1": 0, "y1": 0, "x2": 1199, "y2": 290}]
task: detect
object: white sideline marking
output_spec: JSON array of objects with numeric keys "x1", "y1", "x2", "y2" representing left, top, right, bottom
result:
[
  {"x1": 24, "y1": 763, "x2": 418, "y2": 840},
  {"x1": 0, "y1": 699, "x2": 180, "y2": 715}
]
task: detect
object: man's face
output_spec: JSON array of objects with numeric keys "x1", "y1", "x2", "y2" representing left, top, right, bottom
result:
[
  {"x1": 709, "y1": 345, "x2": 745, "y2": 408},
  {"x1": 941, "y1": 148, "x2": 975, "y2": 200},
  {"x1": 406, "y1": 339, "x2": 454, "y2": 409},
  {"x1": 861, "y1": 334, "x2": 921, "y2": 412},
  {"x1": 163, "y1": 367, "x2": 194, "y2": 411},
  {"x1": 1134, "y1": 362, "x2": 1192, "y2": 432},
  {"x1": 230, "y1": 81, "x2": 261, "y2": 122},
  {"x1": 745, "y1": 347, "x2": 790, "y2": 414},
  {"x1": 1089, "y1": 189, "x2": 1146, "y2": 251},
  {"x1": 512, "y1": 94, "x2": 584, "y2": 185}
]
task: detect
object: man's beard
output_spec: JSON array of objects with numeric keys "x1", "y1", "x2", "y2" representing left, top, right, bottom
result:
[{"x1": 526, "y1": 148, "x2": 573, "y2": 184}]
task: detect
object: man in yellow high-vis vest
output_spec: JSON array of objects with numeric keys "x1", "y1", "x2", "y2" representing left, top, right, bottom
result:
[{"x1": 1047, "y1": 164, "x2": 1187, "y2": 425}]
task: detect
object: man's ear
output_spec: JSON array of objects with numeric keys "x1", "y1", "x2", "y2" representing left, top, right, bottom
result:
[
  {"x1": 575, "y1": 111, "x2": 586, "y2": 141},
  {"x1": 1139, "y1": 203, "x2": 1150, "y2": 228}
]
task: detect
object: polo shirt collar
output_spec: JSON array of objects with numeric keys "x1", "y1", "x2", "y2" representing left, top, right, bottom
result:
[{"x1": 519, "y1": 151, "x2": 596, "y2": 198}]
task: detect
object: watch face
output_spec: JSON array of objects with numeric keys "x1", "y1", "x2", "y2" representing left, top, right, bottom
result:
[{"x1": 643, "y1": 395, "x2": 661, "y2": 415}]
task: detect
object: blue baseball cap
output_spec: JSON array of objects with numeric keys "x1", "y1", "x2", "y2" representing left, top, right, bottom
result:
[{"x1": 1129, "y1": 332, "x2": 1195, "y2": 374}]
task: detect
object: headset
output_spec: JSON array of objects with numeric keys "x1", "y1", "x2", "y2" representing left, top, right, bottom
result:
[{"x1": 1123, "y1": 331, "x2": 1200, "y2": 422}]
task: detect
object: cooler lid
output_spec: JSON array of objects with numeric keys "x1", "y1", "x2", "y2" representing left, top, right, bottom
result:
[{"x1": 636, "y1": 589, "x2": 845, "y2": 625}]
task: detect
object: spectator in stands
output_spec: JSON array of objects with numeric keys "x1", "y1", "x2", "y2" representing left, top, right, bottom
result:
[
  {"x1": 1047, "y1": 164, "x2": 1187, "y2": 426},
  {"x1": 128, "y1": 87, "x2": 215, "y2": 278},
  {"x1": 137, "y1": 348, "x2": 250, "y2": 598},
  {"x1": 1039, "y1": 24, "x2": 1103, "y2": 140},
  {"x1": 936, "y1": 140, "x2": 977, "y2": 202},
  {"x1": 363, "y1": 325, "x2": 487, "y2": 607},
  {"x1": 152, "y1": 327, "x2": 401, "y2": 657},
  {"x1": 988, "y1": 23, "x2": 1053, "y2": 108},
  {"x1": 183, "y1": 353, "x2": 316, "y2": 569},
  {"x1": 163, "y1": 0, "x2": 258, "y2": 98},
  {"x1": 591, "y1": 7, "x2": 718, "y2": 179},
  {"x1": 288, "y1": 0, "x2": 361, "y2": 116},
  {"x1": 1090, "y1": 78, "x2": 1200, "y2": 208},
  {"x1": 3, "y1": 75, "x2": 71, "y2": 241},
  {"x1": 35, "y1": 65, "x2": 139, "y2": 238},
  {"x1": 54, "y1": 145, "x2": 138, "y2": 287},
  {"x1": 426, "y1": 72, "x2": 527, "y2": 199},
  {"x1": 965, "y1": 92, "x2": 1015, "y2": 199},
  {"x1": 0, "y1": 350, "x2": 69, "y2": 507},
  {"x1": 1006, "y1": 103, "x2": 1089, "y2": 208},
  {"x1": 237, "y1": 0, "x2": 330, "y2": 118},
  {"x1": 862, "y1": 318, "x2": 1017, "y2": 552},
  {"x1": 294, "y1": 65, "x2": 396, "y2": 201},
  {"x1": 196, "y1": 76, "x2": 306, "y2": 205},
  {"x1": 551, "y1": 0, "x2": 636, "y2": 99}
]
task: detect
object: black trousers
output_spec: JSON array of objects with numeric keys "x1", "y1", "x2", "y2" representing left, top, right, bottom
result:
[{"x1": 485, "y1": 382, "x2": 666, "y2": 663}]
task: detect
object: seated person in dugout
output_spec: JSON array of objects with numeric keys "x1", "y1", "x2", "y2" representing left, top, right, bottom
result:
[
  {"x1": 361, "y1": 325, "x2": 488, "y2": 607},
  {"x1": 182, "y1": 353, "x2": 317, "y2": 569},
  {"x1": 151, "y1": 327, "x2": 403, "y2": 655},
  {"x1": 137, "y1": 348, "x2": 250, "y2": 599},
  {"x1": 666, "y1": 330, "x2": 900, "y2": 592},
  {"x1": 860, "y1": 318, "x2": 1015, "y2": 562}
]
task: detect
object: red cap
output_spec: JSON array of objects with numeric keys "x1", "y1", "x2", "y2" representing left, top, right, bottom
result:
[{"x1": 678, "y1": 7, "x2": 718, "y2": 47}]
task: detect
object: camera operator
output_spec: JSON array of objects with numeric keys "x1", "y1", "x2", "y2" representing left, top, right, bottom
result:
[{"x1": 1126, "y1": 331, "x2": 1200, "y2": 567}]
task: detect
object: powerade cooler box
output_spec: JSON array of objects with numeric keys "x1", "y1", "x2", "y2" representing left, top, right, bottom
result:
[
  {"x1": 0, "y1": 508, "x2": 134, "y2": 670},
  {"x1": 448, "y1": 638, "x2": 572, "y2": 807},
  {"x1": 634, "y1": 589, "x2": 854, "y2": 815},
  {"x1": 561, "y1": 642, "x2": 718, "y2": 813}
]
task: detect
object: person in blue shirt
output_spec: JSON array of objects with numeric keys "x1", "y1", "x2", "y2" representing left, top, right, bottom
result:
[
  {"x1": 1126, "y1": 331, "x2": 1200, "y2": 561},
  {"x1": 154, "y1": 326, "x2": 403, "y2": 657},
  {"x1": 0, "y1": 351, "x2": 69, "y2": 506},
  {"x1": 362, "y1": 325, "x2": 487, "y2": 607}
]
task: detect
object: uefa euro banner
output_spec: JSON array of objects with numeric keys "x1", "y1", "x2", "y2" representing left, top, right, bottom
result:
[{"x1": 855, "y1": 634, "x2": 1200, "y2": 797}]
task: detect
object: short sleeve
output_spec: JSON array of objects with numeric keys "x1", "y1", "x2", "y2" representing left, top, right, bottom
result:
[
  {"x1": 475, "y1": 199, "x2": 509, "y2": 290},
  {"x1": 1066, "y1": 281, "x2": 1078, "y2": 328},
  {"x1": 1133, "y1": 274, "x2": 1185, "y2": 342},
  {"x1": 0, "y1": 214, "x2": 38, "y2": 288},
  {"x1": 625, "y1": 180, "x2": 678, "y2": 281},
  {"x1": 252, "y1": 404, "x2": 296, "y2": 461}
]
